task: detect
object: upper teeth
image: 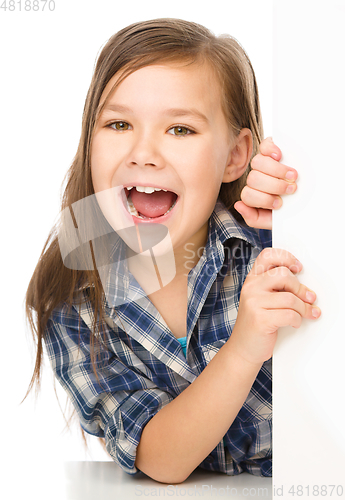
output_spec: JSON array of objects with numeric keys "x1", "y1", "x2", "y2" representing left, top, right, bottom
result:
[{"x1": 126, "y1": 186, "x2": 167, "y2": 193}]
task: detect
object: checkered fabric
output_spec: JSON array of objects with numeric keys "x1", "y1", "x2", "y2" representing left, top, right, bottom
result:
[{"x1": 44, "y1": 200, "x2": 272, "y2": 477}]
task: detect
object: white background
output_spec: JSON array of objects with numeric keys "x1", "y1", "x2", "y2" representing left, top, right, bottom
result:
[{"x1": 0, "y1": 0, "x2": 274, "y2": 496}]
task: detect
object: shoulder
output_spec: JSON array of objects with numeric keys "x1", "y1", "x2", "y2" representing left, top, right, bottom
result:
[
  {"x1": 49, "y1": 299, "x2": 87, "y2": 329},
  {"x1": 47, "y1": 288, "x2": 98, "y2": 337},
  {"x1": 44, "y1": 291, "x2": 106, "y2": 365}
]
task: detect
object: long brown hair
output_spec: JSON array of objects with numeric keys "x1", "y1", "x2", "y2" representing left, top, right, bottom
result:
[{"x1": 25, "y1": 18, "x2": 263, "y2": 399}]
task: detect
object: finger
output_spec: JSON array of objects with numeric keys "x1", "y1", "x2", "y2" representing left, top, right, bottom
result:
[
  {"x1": 241, "y1": 185, "x2": 283, "y2": 210},
  {"x1": 264, "y1": 266, "x2": 304, "y2": 292},
  {"x1": 247, "y1": 170, "x2": 297, "y2": 196},
  {"x1": 265, "y1": 309, "x2": 303, "y2": 330},
  {"x1": 265, "y1": 291, "x2": 321, "y2": 320},
  {"x1": 260, "y1": 270, "x2": 322, "y2": 321},
  {"x1": 263, "y1": 269, "x2": 320, "y2": 317},
  {"x1": 234, "y1": 202, "x2": 272, "y2": 230},
  {"x1": 251, "y1": 248, "x2": 302, "y2": 276},
  {"x1": 251, "y1": 154, "x2": 298, "y2": 183},
  {"x1": 258, "y1": 137, "x2": 282, "y2": 161}
]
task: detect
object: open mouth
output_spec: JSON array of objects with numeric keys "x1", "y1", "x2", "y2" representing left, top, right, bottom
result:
[{"x1": 124, "y1": 185, "x2": 178, "y2": 220}]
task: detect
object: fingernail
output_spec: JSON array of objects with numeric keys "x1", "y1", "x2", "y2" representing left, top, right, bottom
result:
[
  {"x1": 306, "y1": 291, "x2": 316, "y2": 302},
  {"x1": 272, "y1": 198, "x2": 281, "y2": 209},
  {"x1": 290, "y1": 259, "x2": 302, "y2": 273},
  {"x1": 271, "y1": 152, "x2": 279, "y2": 160},
  {"x1": 286, "y1": 184, "x2": 295, "y2": 194},
  {"x1": 285, "y1": 171, "x2": 296, "y2": 180},
  {"x1": 295, "y1": 259, "x2": 303, "y2": 271},
  {"x1": 312, "y1": 307, "x2": 321, "y2": 318}
]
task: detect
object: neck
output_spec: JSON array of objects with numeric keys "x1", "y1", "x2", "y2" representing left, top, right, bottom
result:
[
  {"x1": 173, "y1": 221, "x2": 209, "y2": 277},
  {"x1": 126, "y1": 221, "x2": 209, "y2": 291}
]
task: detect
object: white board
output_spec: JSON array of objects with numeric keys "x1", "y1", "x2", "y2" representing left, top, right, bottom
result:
[{"x1": 273, "y1": 0, "x2": 345, "y2": 494}]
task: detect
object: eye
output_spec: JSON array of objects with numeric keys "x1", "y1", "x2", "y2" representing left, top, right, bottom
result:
[
  {"x1": 109, "y1": 121, "x2": 131, "y2": 131},
  {"x1": 167, "y1": 126, "x2": 194, "y2": 137}
]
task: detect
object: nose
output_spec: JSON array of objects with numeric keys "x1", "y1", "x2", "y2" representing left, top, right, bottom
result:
[{"x1": 126, "y1": 132, "x2": 165, "y2": 169}]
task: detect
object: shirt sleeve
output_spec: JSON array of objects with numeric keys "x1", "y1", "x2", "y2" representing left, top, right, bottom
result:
[{"x1": 44, "y1": 304, "x2": 174, "y2": 474}]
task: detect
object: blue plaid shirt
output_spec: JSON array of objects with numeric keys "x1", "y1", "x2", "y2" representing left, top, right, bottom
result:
[{"x1": 45, "y1": 200, "x2": 272, "y2": 477}]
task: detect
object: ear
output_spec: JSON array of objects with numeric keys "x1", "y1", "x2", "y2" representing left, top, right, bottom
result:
[{"x1": 222, "y1": 128, "x2": 253, "y2": 183}]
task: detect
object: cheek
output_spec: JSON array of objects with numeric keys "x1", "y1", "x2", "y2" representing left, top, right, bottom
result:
[
  {"x1": 90, "y1": 142, "x2": 103, "y2": 190},
  {"x1": 91, "y1": 134, "x2": 109, "y2": 168},
  {"x1": 90, "y1": 135, "x2": 117, "y2": 188},
  {"x1": 191, "y1": 139, "x2": 228, "y2": 183},
  {"x1": 176, "y1": 137, "x2": 218, "y2": 165}
]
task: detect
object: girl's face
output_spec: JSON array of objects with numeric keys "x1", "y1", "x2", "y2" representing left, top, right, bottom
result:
[{"x1": 91, "y1": 62, "x2": 246, "y2": 257}]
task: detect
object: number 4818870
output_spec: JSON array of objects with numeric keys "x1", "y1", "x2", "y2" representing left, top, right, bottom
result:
[{"x1": 0, "y1": 0, "x2": 55, "y2": 10}]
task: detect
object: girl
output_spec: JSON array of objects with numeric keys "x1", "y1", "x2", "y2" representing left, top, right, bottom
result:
[{"x1": 25, "y1": 18, "x2": 320, "y2": 484}]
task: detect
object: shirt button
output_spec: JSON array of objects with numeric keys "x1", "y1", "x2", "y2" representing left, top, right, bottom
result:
[{"x1": 204, "y1": 455, "x2": 214, "y2": 464}]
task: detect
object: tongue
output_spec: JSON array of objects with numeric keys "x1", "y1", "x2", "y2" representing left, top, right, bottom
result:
[{"x1": 130, "y1": 190, "x2": 176, "y2": 218}]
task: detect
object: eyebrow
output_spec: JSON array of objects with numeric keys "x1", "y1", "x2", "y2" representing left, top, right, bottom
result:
[{"x1": 102, "y1": 103, "x2": 209, "y2": 124}]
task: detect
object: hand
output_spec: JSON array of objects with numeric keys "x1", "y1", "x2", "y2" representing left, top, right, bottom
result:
[
  {"x1": 229, "y1": 248, "x2": 321, "y2": 366},
  {"x1": 234, "y1": 137, "x2": 298, "y2": 230}
]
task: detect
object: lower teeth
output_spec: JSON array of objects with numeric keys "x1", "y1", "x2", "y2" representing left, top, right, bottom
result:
[{"x1": 127, "y1": 197, "x2": 141, "y2": 217}]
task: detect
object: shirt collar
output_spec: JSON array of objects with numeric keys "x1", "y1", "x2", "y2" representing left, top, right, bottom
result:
[{"x1": 209, "y1": 199, "x2": 264, "y2": 250}]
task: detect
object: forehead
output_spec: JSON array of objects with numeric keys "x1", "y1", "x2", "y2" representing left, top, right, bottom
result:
[{"x1": 99, "y1": 61, "x2": 223, "y2": 114}]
